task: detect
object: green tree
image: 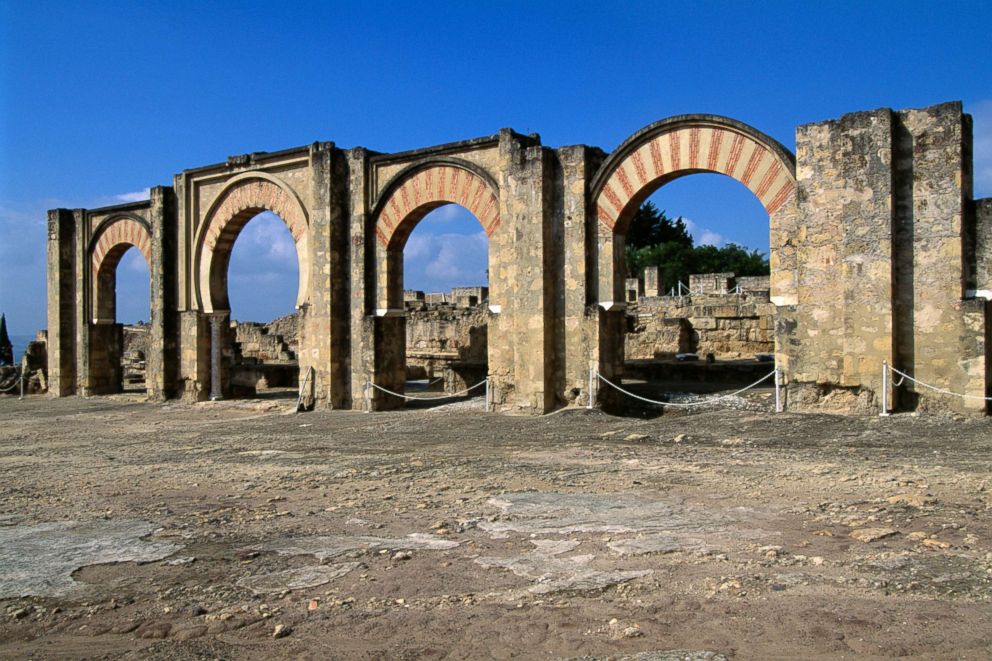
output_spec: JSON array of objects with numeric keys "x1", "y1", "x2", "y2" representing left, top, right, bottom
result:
[
  {"x1": 626, "y1": 201, "x2": 692, "y2": 249},
  {"x1": 623, "y1": 202, "x2": 769, "y2": 291}
]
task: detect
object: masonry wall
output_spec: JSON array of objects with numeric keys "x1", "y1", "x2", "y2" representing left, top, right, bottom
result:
[
  {"x1": 976, "y1": 198, "x2": 992, "y2": 294},
  {"x1": 232, "y1": 322, "x2": 296, "y2": 362},
  {"x1": 46, "y1": 100, "x2": 988, "y2": 416},
  {"x1": 784, "y1": 102, "x2": 987, "y2": 413},
  {"x1": 46, "y1": 210, "x2": 76, "y2": 396},
  {"x1": 893, "y1": 104, "x2": 986, "y2": 411},
  {"x1": 627, "y1": 292, "x2": 774, "y2": 360},
  {"x1": 406, "y1": 305, "x2": 488, "y2": 368}
]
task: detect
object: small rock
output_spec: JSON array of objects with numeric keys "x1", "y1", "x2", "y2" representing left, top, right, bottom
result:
[
  {"x1": 920, "y1": 538, "x2": 951, "y2": 550},
  {"x1": 673, "y1": 434, "x2": 687, "y2": 443},
  {"x1": 624, "y1": 433, "x2": 649, "y2": 442},
  {"x1": 172, "y1": 625, "x2": 207, "y2": 641},
  {"x1": 392, "y1": 550, "x2": 412, "y2": 561},
  {"x1": 849, "y1": 528, "x2": 899, "y2": 543},
  {"x1": 307, "y1": 599, "x2": 319, "y2": 611},
  {"x1": 886, "y1": 494, "x2": 934, "y2": 507},
  {"x1": 720, "y1": 437, "x2": 744, "y2": 447},
  {"x1": 272, "y1": 623, "x2": 291, "y2": 639},
  {"x1": 136, "y1": 622, "x2": 172, "y2": 639},
  {"x1": 111, "y1": 621, "x2": 140, "y2": 634}
]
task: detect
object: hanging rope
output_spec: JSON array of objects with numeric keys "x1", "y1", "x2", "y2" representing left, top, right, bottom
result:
[
  {"x1": 889, "y1": 365, "x2": 992, "y2": 402},
  {"x1": 0, "y1": 374, "x2": 22, "y2": 393},
  {"x1": 595, "y1": 370, "x2": 776, "y2": 408},
  {"x1": 369, "y1": 379, "x2": 488, "y2": 401}
]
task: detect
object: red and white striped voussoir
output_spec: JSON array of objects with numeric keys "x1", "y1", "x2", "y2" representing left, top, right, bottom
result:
[
  {"x1": 205, "y1": 178, "x2": 307, "y2": 251},
  {"x1": 595, "y1": 126, "x2": 796, "y2": 230},
  {"x1": 375, "y1": 165, "x2": 500, "y2": 247},
  {"x1": 90, "y1": 217, "x2": 152, "y2": 274}
]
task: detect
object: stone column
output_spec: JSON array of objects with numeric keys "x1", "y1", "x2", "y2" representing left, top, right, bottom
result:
[
  {"x1": 557, "y1": 145, "x2": 610, "y2": 409},
  {"x1": 72, "y1": 209, "x2": 92, "y2": 396},
  {"x1": 346, "y1": 148, "x2": 376, "y2": 410},
  {"x1": 178, "y1": 310, "x2": 210, "y2": 402},
  {"x1": 46, "y1": 209, "x2": 77, "y2": 396},
  {"x1": 147, "y1": 186, "x2": 178, "y2": 400},
  {"x1": 490, "y1": 130, "x2": 556, "y2": 413},
  {"x1": 303, "y1": 142, "x2": 349, "y2": 408},
  {"x1": 209, "y1": 313, "x2": 224, "y2": 400}
]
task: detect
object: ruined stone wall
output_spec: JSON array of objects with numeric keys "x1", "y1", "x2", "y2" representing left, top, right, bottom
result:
[
  {"x1": 406, "y1": 305, "x2": 488, "y2": 372},
  {"x1": 123, "y1": 324, "x2": 149, "y2": 358},
  {"x1": 45, "y1": 100, "x2": 988, "y2": 415},
  {"x1": 783, "y1": 102, "x2": 987, "y2": 414},
  {"x1": 232, "y1": 321, "x2": 296, "y2": 363},
  {"x1": 626, "y1": 292, "x2": 774, "y2": 360},
  {"x1": 892, "y1": 105, "x2": 986, "y2": 412}
]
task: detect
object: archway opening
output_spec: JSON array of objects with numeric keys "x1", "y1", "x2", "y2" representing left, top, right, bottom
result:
[
  {"x1": 617, "y1": 174, "x2": 777, "y2": 412},
  {"x1": 397, "y1": 203, "x2": 489, "y2": 406},
  {"x1": 223, "y1": 211, "x2": 300, "y2": 400},
  {"x1": 112, "y1": 246, "x2": 151, "y2": 394}
]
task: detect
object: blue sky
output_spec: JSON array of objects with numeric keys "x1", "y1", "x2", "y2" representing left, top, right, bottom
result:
[{"x1": 1, "y1": 1, "x2": 991, "y2": 332}]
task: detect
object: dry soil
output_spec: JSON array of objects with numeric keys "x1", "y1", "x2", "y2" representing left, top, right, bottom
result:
[{"x1": 0, "y1": 393, "x2": 990, "y2": 660}]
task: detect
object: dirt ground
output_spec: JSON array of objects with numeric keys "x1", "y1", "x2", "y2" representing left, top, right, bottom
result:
[{"x1": 0, "y1": 392, "x2": 990, "y2": 660}]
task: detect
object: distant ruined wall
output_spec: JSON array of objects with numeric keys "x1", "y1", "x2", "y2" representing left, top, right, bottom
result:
[
  {"x1": 627, "y1": 293, "x2": 774, "y2": 360},
  {"x1": 405, "y1": 304, "x2": 489, "y2": 375},
  {"x1": 232, "y1": 321, "x2": 296, "y2": 363}
]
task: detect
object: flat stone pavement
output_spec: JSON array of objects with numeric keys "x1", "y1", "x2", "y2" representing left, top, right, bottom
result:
[{"x1": 0, "y1": 394, "x2": 990, "y2": 659}]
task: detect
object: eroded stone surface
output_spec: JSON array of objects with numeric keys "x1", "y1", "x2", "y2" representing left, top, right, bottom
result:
[
  {"x1": 237, "y1": 563, "x2": 361, "y2": 594},
  {"x1": 608, "y1": 534, "x2": 703, "y2": 556},
  {"x1": 251, "y1": 533, "x2": 459, "y2": 560},
  {"x1": 480, "y1": 492, "x2": 736, "y2": 542},
  {"x1": 476, "y1": 538, "x2": 652, "y2": 594},
  {"x1": 0, "y1": 519, "x2": 180, "y2": 598},
  {"x1": 570, "y1": 652, "x2": 729, "y2": 661}
]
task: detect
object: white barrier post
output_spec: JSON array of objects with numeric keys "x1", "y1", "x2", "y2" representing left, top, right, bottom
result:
[
  {"x1": 364, "y1": 380, "x2": 371, "y2": 413},
  {"x1": 774, "y1": 367, "x2": 782, "y2": 413},
  {"x1": 880, "y1": 360, "x2": 890, "y2": 417},
  {"x1": 485, "y1": 379, "x2": 490, "y2": 412},
  {"x1": 19, "y1": 373, "x2": 24, "y2": 400}
]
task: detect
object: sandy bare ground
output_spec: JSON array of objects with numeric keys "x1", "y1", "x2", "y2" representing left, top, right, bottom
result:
[{"x1": 0, "y1": 393, "x2": 990, "y2": 659}]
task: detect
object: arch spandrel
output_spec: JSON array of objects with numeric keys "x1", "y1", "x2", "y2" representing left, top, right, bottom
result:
[
  {"x1": 193, "y1": 174, "x2": 311, "y2": 313},
  {"x1": 592, "y1": 116, "x2": 797, "y2": 233}
]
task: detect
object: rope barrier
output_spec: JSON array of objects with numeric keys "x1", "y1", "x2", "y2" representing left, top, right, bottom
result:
[
  {"x1": 369, "y1": 378, "x2": 488, "y2": 402},
  {"x1": 595, "y1": 369, "x2": 777, "y2": 409},
  {"x1": 0, "y1": 377, "x2": 21, "y2": 393},
  {"x1": 889, "y1": 365, "x2": 992, "y2": 402}
]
